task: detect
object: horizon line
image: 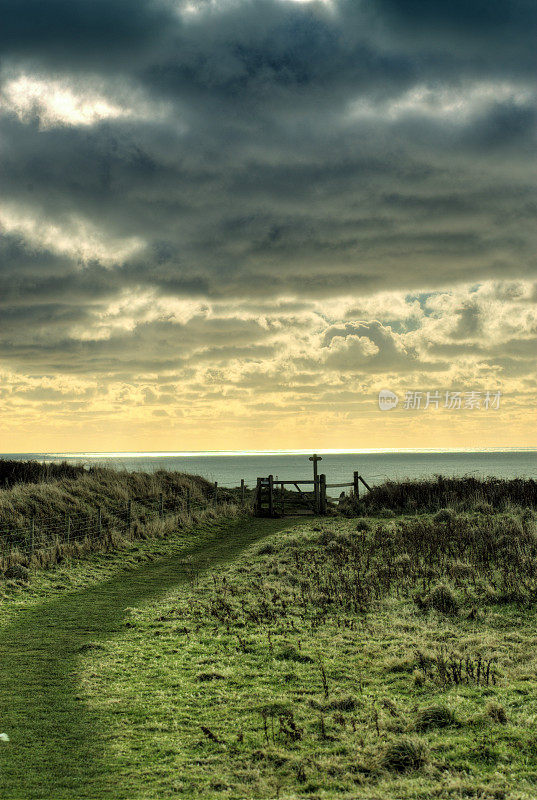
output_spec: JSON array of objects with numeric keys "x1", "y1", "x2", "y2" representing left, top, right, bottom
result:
[{"x1": 2, "y1": 447, "x2": 537, "y2": 458}]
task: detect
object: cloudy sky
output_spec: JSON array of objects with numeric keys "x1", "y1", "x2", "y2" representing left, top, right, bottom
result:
[{"x1": 1, "y1": 0, "x2": 536, "y2": 452}]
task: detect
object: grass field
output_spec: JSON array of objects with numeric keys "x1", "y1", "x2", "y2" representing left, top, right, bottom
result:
[{"x1": 2, "y1": 501, "x2": 537, "y2": 799}]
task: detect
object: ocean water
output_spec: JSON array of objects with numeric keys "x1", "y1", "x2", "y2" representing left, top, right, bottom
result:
[{"x1": 2, "y1": 449, "x2": 536, "y2": 489}]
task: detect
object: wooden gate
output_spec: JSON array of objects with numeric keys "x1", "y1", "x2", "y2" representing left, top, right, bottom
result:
[
  {"x1": 255, "y1": 476, "x2": 320, "y2": 517},
  {"x1": 255, "y1": 471, "x2": 372, "y2": 518}
]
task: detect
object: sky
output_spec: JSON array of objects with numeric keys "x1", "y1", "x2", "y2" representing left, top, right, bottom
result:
[{"x1": 0, "y1": 0, "x2": 536, "y2": 453}]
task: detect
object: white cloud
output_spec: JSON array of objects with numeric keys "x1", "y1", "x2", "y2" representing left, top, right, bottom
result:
[
  {"x1": 348, "y1": 81, "x2": 535, "y2": 124},
  {"x1": 1, "y1": 75, "x2": 130, "y2": 128},
  {"x1": 0, "y1": 203, "x2": 144, "y2": 266}
]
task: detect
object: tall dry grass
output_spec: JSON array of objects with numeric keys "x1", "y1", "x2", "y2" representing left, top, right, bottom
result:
[
  {"x1": 357, "y1": 475, "x2": 537, "y2": 514},
  {"x1": 0, "y1": 459, "x2": 85, "y2": 488},
  {"x1": 0, "y1": 465, "x2": 229, "y2": 528},
  {"x1": 0, "y1": 462, "x2": 248, "y2": 576}
]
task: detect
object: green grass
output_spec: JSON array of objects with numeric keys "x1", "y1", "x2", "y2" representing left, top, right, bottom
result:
[
  {"x1": 3, "y1": 508, "x2": 537, "y2": 798},
  {"x1": 0, "y1": 515, "x2": 300, "y2": 799}
]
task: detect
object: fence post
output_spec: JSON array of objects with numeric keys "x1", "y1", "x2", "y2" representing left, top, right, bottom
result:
[
  {"x1": 214, "y1": 482, "x2": 218, "y2": 506},
  {"x1": 314, "y1": 475, "x2": 321, "y2": 514},
  {"x1": 97, "y1": 506, "x2": 102, "y2": 538},
  {"x1": 186, "y1": 487, "x2": 191, "y2": 515},
  {"x1": 255, "y1": 478, "x2": 262, "y2": 514},
  {"x1": 159, "y1": 492, "x2": 164, "y2": 519},
  {"x1": 319, "y1": 474, "x2": 327, "y2": 515},
  {"x1": 353, "y1": 471, "x2": 359, "y2": 500},
  {"x1": 310, "y1": 454, "x2": 322, "y2": 514},
  {"x1": 268, "y1": 475, "x2": 274, "y2": 517},
  {"x1": 127, "y1": 499, "x2": 131, "y2": 535},
  {"x1": 241, "y1": 479, "x2": 245, "y2": 504}
]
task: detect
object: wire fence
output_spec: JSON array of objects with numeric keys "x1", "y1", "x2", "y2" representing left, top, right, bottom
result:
[{"x1": 0, "y1": 483, "x2": 252, "y2": 566}]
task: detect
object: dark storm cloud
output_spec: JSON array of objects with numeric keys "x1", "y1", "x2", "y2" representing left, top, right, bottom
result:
[
  {"x1": 0, "y1": 307, "x2": 282, "y2": 375},
  {"x1": 2, "y1": 0, "x2": 534, "y2": 92},
  {"x1": 0, "y1": 0, "x2": 535, "y2": 382},
  {"x1": 0, "y1": 0, "x2": 173, "y2": 62},
  {"x1": 367, "y1": 0, "x2": 536, "y2": 42}
]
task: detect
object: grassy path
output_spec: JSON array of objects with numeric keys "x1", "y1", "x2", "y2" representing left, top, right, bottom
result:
[{"x1": 0, "y1": 517, "x2": 297, "y2": 799}]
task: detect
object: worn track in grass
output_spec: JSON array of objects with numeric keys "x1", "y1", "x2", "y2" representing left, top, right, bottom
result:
[{"x1": 0, "y1": 517, "x2": 300, "y2": 799}]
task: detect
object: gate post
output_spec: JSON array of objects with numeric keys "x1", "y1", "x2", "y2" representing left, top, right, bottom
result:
[
  {"x1": 353, "y1": 471, "x2": 359, "y2": 500},
  {"x1": 319, "y1": 474, "x2": 327, "y2": 515},
  {"x1": 309, "y1": 454, "x2": 322, "y2": 514},
  {"x1": 255, "y1": 478, "x2": 262, "y2": 514},
  {"x1": 268, "y1": 475, "x2": 274, "y2": 517}
]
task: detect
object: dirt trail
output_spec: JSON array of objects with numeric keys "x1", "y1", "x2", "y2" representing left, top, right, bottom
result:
[{"x1": 0, "y1": 517, "x2": 297, "y2": 798}]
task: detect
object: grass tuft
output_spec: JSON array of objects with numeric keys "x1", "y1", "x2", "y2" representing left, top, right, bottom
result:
[
  {"x1": 415, "y1": 704, "x2": 458, "y2": 731},
  {"x1": 380, "y1": 737, "x2": 428, "y2": 772},
  {"x1": 428, "y1": 583, "x2": 459, "y2": 615},
  {"x1": 486, "y1": 701, "x2": 508, "y2": 725},
  {"x1": 276, "y1": 645, "x2": 314, "y2": 663}
]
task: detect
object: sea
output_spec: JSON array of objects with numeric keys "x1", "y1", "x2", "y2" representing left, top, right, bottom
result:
[{"x1": 2, "y1": 449, "x2": 536, "y2": 489}]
